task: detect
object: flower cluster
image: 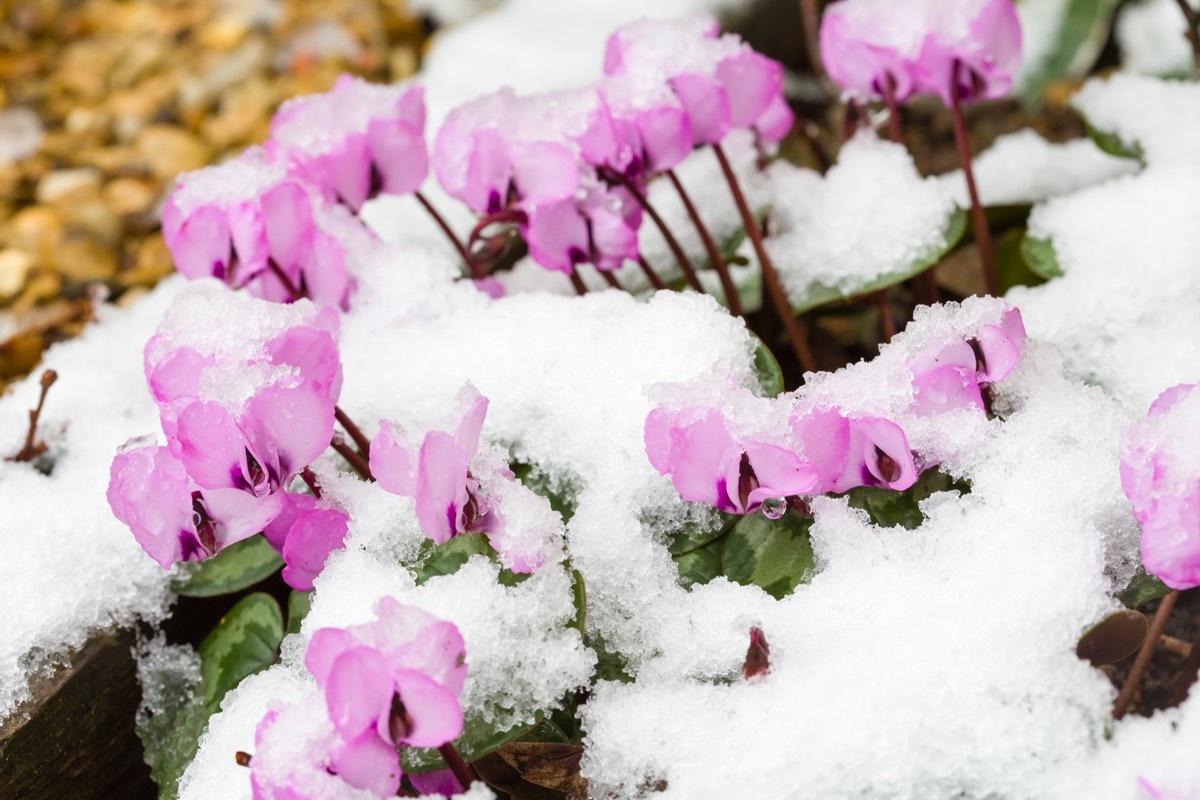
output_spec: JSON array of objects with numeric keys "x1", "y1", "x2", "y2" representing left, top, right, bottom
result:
[
  {"x1": 371, "y1": 384, "x2": 546, "y2": 574},
  {"x1": 107, "y1": 292, "x2": 348, "y2": 589},
  {"x1": 250, "y1": 598, "x2": 467, "y2": 798},
  {"x1": 1120, "y1": 383, "x2": 1200, "y2": 590},
  {"x1": 647, "y1": 305, "x2": 1027, "y2": 514},
  {"x1": 819, "y1": 0, "x2": 1022, "y2": 106}
]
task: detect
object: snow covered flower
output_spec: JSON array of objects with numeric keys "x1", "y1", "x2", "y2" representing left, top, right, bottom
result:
[
  {"x1": 271, "y1": 74, "x2": 428, "y2": 212},
  {"x1": 371, "y1": 384, "x2": 544, "y2": 572},
  {"x1": 250, "y1": 599, "x2": 468, "y2": 800},
  {"x1": 1120, "y1": 383, "x2": 1200, "y2": 590},
  {"x1": 522, "y1": 181, "x2": 642, "y2": 274},
  {"x1": 790, "y1": 407, "x2": 919, "y2": 494},
  {"x1": 107, "y1": 442, "x2": 282, "y2": 568},
  {"x1": 280, "y1": 598, "x2": 467, "y2": 797},
  {"x1": 161, "y1": 146, "x2": 351, "y2": 308},
  {"x1": 644, "y1": 405, "x2": 819, "y2": 515},
  {"x1": 262, "y1": 494, "x2": 350, "y2": 592},
  {"x1": 819, "y1": 0, "x2": 1021, "y2": 106},
  {"x1": 908, "y1": 305, "x2": 1026, "y2": 415},
  {"x1": 602, "y1": 16, "x2": 793, "y2": 149}
]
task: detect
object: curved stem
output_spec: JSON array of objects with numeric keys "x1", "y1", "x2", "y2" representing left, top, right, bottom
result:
[
  {"x1": 597, "y1": 268, "x2": 625, "y2": 292},
  {"x1": 1114, "y1": 590, "x2": 1180, "y2": 719},
  {"x1": 414, "y1": 191, "x2": 484, "y2": 280},
  {"x1": 13, "y1": 369, "x2": 57, "y2": 462},
  {"x1": 874, "y1": 290, "x2": 896, "y2": 341},
  {"x1": 667, "y1": 169, "x2": 743, "y2": 316},
  {"x1": 949, "y1": 60, "x2": 998, "y2": 298},
  {"x1": 266, "y1": 259, "x2": 303, "y2": 302},
  {"x1": 437, "y1": 743, "x2": 477, "y2": 792},
  {"x1": 637, "y1": 256, "x2": 667, "y2": 291},
  {"x1": 799, "y1": 0, "x2": 825, "y2": 80},
  {"x1": 712, "y1": 144, "x2": 818, "y2": 375},
  {"x1": 331, "y1": 436, "x2": 373, "y2": 482},
  {"x1": 602, "y1": 168, "x2": 705, "y2": 293},
  {"x1": 568, "y1": 268, "x2": 588, "y2": 296},
  {"x1": 882, "y1": 73, "x2": 903, "y2": 145},
  {"x1": 334, "y1": 406, "x2": 372, "y2": 458},
  {"x1": 299, "y1": 468, "x2": 322, "y2": 498}
]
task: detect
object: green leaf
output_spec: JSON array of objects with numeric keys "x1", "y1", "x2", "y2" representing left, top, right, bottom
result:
[
  {"x1": 1119, "y1": 569, "x2": 1173, "y2": 609},
  {"x1": 995, "y1": 228, "x2": 1046, "y2": 293},
  {"x1": 790, "y1": 208, "x2": 968, "y2": 315},
  {"x1": 720, "y1": 511, "x2": 816, "y2": 600},
  {"x1": 286, "y1": 590, "x2": 312, "y2": 637},
  {"x1": 142, "y1": 698, "x2": 207, "y2": 800},
  {"x1": 402, "y1": 716, "x2": 540, "y2": 774},
  {"x1": 752, "y1": 337, "x2": 785, "y2": 398},
  {"x1": 170, "y1": 534, "x2": 283, "y2": 598},
  {"x1": 1018, "y1": 0, "x2": 1120, "y2": 105},
  {"x1": 198, "y1": 592, "x2": 284, "y2": 714},
  {"x1": 413, "y1": 533, "x2": 492, "y2": 586},
  {"x1": 568, "y1": 568, "x2": 586, "y2": 635},
  {"x1": 845, "y1": 469, "x2": 970, "y2": 531},
  {"x1": 589, "y1": 633, "x2": 635, "y2": 684},
  {"x1": 1076, "y1": 610, "x2": 1147, "y2": 666},
  {"x1": 1086, "y1": 121, "x2": 1142, "y2": 161},
  {"x1": 673, "y1": 542, "x2": 724, "y2": 589},
  {"x1": 666, "y1": 511, "x2": 737, "y2": 556},
  {"x1": 1021, "y1": 235, "x2": 1064, "y2": 280}
]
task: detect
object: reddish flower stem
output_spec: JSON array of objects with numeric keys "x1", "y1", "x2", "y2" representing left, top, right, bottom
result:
[
  {"x1": 299, "y1": 468, "x2": 322, "y2": 498},
  {"x1": 597, "y1": 268, "x2": 625, "y2": 292},
  {"x1": 334, "y1": 407, "x2": 372, "y2": 458},
  {"x1": 331, "y1": 436, "x2": 374, "y2": 482},
  {"x1": 874, "y1": 291, "x2": 897, "y2": 341},
  {"x1": 1174, "y1": 633, "x2": 1200, "y2": 707},
  {"x1": 12, "y1": 369, "x2": 57, "y2": 462},
  {"x1": 637, "y1": 256, "x2": 667, "y2": 291},
  {"x1": 568, "y1": 268, "x2": 588, "y2": 296},
  {"x1": 1173, "y1": 0, "x2": 1200, "y2": 72},
  {"x1": 266, "y1": 259, "x2": 303, "y2": 302},
  {"x1": 881, "y1": 73, "x2": 903, "y2": 145},
  {"x1": 1114, "y1": 590, "x2": 1180, "y2": 719},
  {"x1": 667, "y1": 169, "x2": 743, "y2": 316},
  {"x1": 414, "y1": 190, "x2": 484, "y2": 280},
  {"x1": 712, "y1": 143, "x2": 818, "y2": 375},
  {"x1": 949, "y1": 60, "x2": 998, "y2": 298},
  {"x1": 437, "y1": 743, "x2": 477, "y2": 792},
  {"x1": 799, "y1": 0, "x2": 825, "y2": 79},
  {"x1": 601, "y1": 168, "x2": 705, "y2": 293}
]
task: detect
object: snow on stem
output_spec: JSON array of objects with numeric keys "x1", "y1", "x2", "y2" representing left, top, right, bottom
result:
[{"x1": 11, "y1": 369, "x2": 57, "y2": 463}]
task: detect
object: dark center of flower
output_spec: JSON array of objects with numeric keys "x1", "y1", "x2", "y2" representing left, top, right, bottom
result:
[
  {"x1": 967, "y1": 338, "x2": 987, "y2": 374},
  {"x1": 389, "y1": 691, "x2": 413, "y2": 744},
  {"x1": 191, "y1": 491, "x2": 216, "y2": 555},
  {"x1": 737, "y1": 452, "x2": 759, "y2": 511},
  {"x1": 875, "y1": 447, "x2": 901, "y2": 484},
  {"x1": 245, "y1": 449, "x2": 268, "y2": 493}
]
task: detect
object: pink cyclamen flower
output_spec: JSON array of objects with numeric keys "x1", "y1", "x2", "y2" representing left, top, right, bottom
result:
[
  {"x1": 271, "y1": 74, "x2": 428, "y2": 212},
  {"x1": 644, "y1": 405, "x2": 820, "y2": 515},
  {"x1": 108, "y1": 442, "x2": 283, "y2": 568},
  {"x1": 909, "y1": 305, "x2": 1026, "y2": 415},
  {"x1": 370, "y1": 384, "x2": 543, "y2": 572},
  {"x1": 263, "y1": 493, "x2": 350, "y2": 592},
  {"x1": 819, "y1": 0, "x2": 1021, "y2": 107},
  {"x1": 1120, "y1": 383, "x2": 1200, "y2": 591},
  {"x1": 160, "y1": 145, "x2": 351, "y2": 308},
  {"x1": 299, "y1": 598, "x2": 468, "y2": 796},
  {"x1": 791, "y1": 407, "x2": 919, "y2": 494},
  {"x1": 603, "y1": 16, "x2": 793, "y2": 149}
]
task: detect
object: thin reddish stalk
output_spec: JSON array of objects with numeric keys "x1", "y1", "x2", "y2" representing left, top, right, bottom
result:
[
  {"x1": 299, "y1": 468, "x2": 322, "y2": 498},
  {"x1": 13, "y1": 369, "x2": 57, "y2": 462},
  {"x1": 334, "y1": 406, "x2": 372, "y2": 458},
  {"x1": 949, "y1": 61, "x2": 998, "y2": 297},
  {"x1": 266, "y1": 259, "x2": 303, "y2": 302},
  {"x1": 637, "y1": 256, "x2": 667, "y2": 290},
  {"x1": 331, "y1": 437, "x2": 374, "y2": 482},
  {"x1": 1114, "y1": 590, "x2": 1180, "y2": 719},
  {"x1": 1173, "y1": 0, "x2": 1200, "y2": 72},
  {"x1": 568, "y1": 268, "x2": 588, "y2": 296},
  {"x1": 874, "y1": 291, "x2": 896, "y2": 341},
  {"x1": 602, "y1": 168, "x2": 705, "y2": 293},
  {"x1": 667, "y1": 169, "x2": 743, "y2": 316},
  {"x1": 712, "y1": 144, "x2": 818, "y2": 375},
  {"x1": 882, "y1": 73, "x2": 903, "y2": 144},
  {"x1": 1174, "y1": 633, "x2": 1200, "y2": 706},
  {"x1": 597, "y1": 268, "x2": 625, "y2": 292},
  {"x1": 437, "y1": 743, "x2": 477, "y2": 792},
  {"x1": 799, "y1": 0, "x2": 825, "y2": 79},
  {"x1": 414, "y1": 191, "x2": 484, "y2": 280}
]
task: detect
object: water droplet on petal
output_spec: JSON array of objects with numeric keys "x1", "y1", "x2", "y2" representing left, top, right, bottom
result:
[{"x1": 761, "y1": 497, "x2": 786, "y2": 520}]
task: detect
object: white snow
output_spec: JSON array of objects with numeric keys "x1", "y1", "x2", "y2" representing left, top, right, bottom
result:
[
  {"x1": 768, "y1": 132, "x2": 957, "y2": 304},
  {"x1": 1117, "y1": 0, "x2": 1197, "y2": 77}
]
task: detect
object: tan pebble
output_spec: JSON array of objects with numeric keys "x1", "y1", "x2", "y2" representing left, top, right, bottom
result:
[
  {"x1": 102, "y1": 177, "x2": 159, "y2": 216},
  {"x1": 63, "y1": 106, "x2": 112, "y2": 136},
  {"x1": 116, "y1": 285, "x2": 150, "y2": 307},
  {"x1": 10, "y1": 272, "x2": 62, "y2": 316},
  {"x1": 36, "y1": 168, "x2": 102, "y2": 204},
  {"x1": 50, "y1": 238, "x2": 118, "y2": 282},
  {"x1": 77, "y1": 145, "x2": 148, "y2": 177},
  {"x1": 134, "y1": 125, "x2": 211, "y2": 180},
  {"x1": 9, "y1": 206, "x2": 64, "y2": 256},
  {"x1": 0, "y1": 250, "x2": 35, "y2": 300},
  {"x1": 388, "y1": 47, "x2": 419, "y2": 80},
  {"x1": 119, "y1": 233, "x2": 175, "y2": 288},
  {"x1": 198, "y1": 15, "x2": 251, "y2": 51}
]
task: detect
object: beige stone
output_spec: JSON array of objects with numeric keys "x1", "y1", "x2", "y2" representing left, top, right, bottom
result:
[
  {"x1": 134, "y1": 124, "x2": 211, "y2": 180},
  {"x1": 102, "y1": 177, "x2": 158, "y2": 216},
  {"x1": 36, "y1": 168, "x2": 102, "y2": 204},
  {"x1": 0, "y1": 250, "x2": 35, "y2": 300}
]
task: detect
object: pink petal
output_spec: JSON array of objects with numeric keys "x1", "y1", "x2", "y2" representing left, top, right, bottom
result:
[
  {"x1": 107, "y1": 444, "x2": 196, "y2": 568},
  {"x1": 451, "y1": 384, "x2": 489, "y2": 459},
  {"x1": 408, "y1": 769, "x2": 464, "y2": 797},
  {"x1": 171, "y1": 400, "x2": 251, "y2": 492},
  {"x1": 371, "y1": 421, "x2": 418, "y2": 497},
  {"x1": 510, "y1": 142, "x2": 581, "y2": 205},
  {"x1": 328, "y1": 730, "x2": 402, "y2": 797},
  {"x1": 227, "y1": 200, "x2": 270, "y2": 284},
  {"x1": 668, "y1": 408, "x2": 738, "y2": 511},
  {"x1": 163, "y1": 201, "x2": 233, "y2": 281},
  {"x1": 281, "y1": 507, "x2": 350, "y2": 591},
  {"x1": 644, "y1": 407, "x2": 675, "y2": 475},
  {"x1": 670, "y1": 73, "x2": 732, "y2": 145},
  {"x1": 415, "y1": 431, "x2": 470, "y2": 544},
  {"x1": 265, "y1": 326, "x2": 343, "y2": 402},
  {"x1": 715, "y1": 50, "x2": 781, "y2": 129},
  {"x1": 754, "y1": 94, "x2": 795, "y2": 145},
  {"x1": 261, "y1": 182, "x2": 315, "y2": 271},
  {"x1": 791, "y1": 407, "x2": 851, "y2": 493},
  {"x1": 325, "y1": 647, "x2": 394, "y2": 740},
  {"x1": 147, "y1": 346, "x2": 212, "y2": 406},
  {"x1": 367, "y1": 118, "x2": 429, "y2": 197},
  {"x1": 912, "y1": 364, "x2": 984, "y2": 416},
  {"x1": 389, "y1": 669, "x2": 464, "y2": 748},
  {"x1": 523, "y1": 199, "x2": 589, "y2": 274},
  {"x1": 203, "y1": 488, "x2": 285, "y2": 551},
  {"x1": 262, "y1": 492, "x2": 320, "y2": 553},
  {"x1": 325, "y1": 133, "x2": 372, "y2": 211},
  {"x1": 306, "y1": 627, "x2": 360, "y2": 688},
  {"x1": 244, "y1": 379, "x2": 336, "y2": 487},
  {"x1": 636, "y1": 105, "x2": 693, "y2": 174},
  {"x1": 744, "y1": 441, "x2": 820, "y2": 498}
]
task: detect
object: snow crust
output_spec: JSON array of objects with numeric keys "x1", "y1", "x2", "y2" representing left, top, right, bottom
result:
[
  {"x1": 769, "y1": 133, "x2": 956, "y2": 302},
  {"x1": 1117, "y1": 0, "x2": 1197, "y2": 77}
]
